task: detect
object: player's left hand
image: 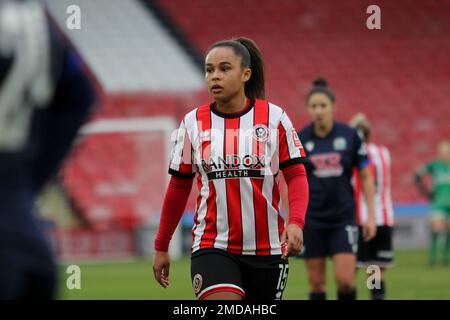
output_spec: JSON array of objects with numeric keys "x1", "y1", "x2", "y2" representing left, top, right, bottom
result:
[
  {"x1": 363, "y1": 218, "x2": 377, "y2": 242},
  {"x1": 153, "y1": 250, "x2": 171, "y2": 288},
  {"x1": 281, "y1": 224, "x2": 303, "y2": 260}
]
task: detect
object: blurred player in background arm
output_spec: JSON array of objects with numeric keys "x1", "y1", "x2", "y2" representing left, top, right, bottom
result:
[
  {"x1": 350, "y1": 113, "x2": 395, "y2": 300},
  {"x1": 414, "y1": 140, "x2": 450, "y2": 266},
  {"x1": 153, "y1": 37, "x2": 309, "y2": 300},
  {"x1": 0, "y1": 0, "x2": 96, "y2": 299},
  {"x1": 298, "y1": 78, "x2": 376, "y2": 300}
]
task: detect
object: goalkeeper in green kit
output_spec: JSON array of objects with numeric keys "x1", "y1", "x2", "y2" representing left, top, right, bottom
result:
[{"x1": 415, "y1": 140, "x2": 450, "y2": 266}]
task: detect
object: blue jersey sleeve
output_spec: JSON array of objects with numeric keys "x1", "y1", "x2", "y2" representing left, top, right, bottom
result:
[
  {"x1": 353, "y1": 129, "x2": 370, "y2": 170},
  {"x1": 31, "y1": 22, "x2": 97, "y2": 192}
]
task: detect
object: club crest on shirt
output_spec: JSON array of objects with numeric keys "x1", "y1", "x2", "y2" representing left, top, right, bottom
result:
[
  {"x1": 305, "y1": 141, "x2": 314, "y2": 152},
  {"x1": 253, "y1": 124, "x2": 269, "y2": 142},
  {"x1": 193, "y1": 274, "x2": 203, "y2": 294},
  {"x1": 333, "y1": 137, "x2": 347, "y2": 151},
  {"x1": 291, "y1": 128, "x2": 303, "y2": 148}
]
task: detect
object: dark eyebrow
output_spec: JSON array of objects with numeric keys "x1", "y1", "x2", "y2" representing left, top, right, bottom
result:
[{"x1": 205, "y1": 61, "x2": 232, "y2": 67}]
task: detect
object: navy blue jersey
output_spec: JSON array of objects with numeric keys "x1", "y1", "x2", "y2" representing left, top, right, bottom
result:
[
  {"x1": 0, "y1": 0, "x2": 95, "y2": 195},
  {"x1": 298, "y1": 122, "x2": 369, "y2": 228},
  {"x1": 0, "y1": 0, "x2": 96, "y2": 299}
]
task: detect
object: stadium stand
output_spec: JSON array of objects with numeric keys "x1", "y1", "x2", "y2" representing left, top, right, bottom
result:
[
  {"x1": 45, "y1": 0, "x2": 203, "y2": 92},
  {"x1": 155, "y1": 0, "x2": 450, "y2": 202},
  {"x1": 44, "y1": 0, "x2": 205, "y2": 232},
  {"x1": 43, "y1": 0, "x2": 449, "y2": 237}
]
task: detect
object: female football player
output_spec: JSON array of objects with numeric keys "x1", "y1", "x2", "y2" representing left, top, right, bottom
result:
[
  {"x1": 298, "y1": 78, "x2": 376, "y2": 300},
  {"x1": 152, "y1": 37, "x2": 309, "y2": 300},
  {"x1": 350, "y1": 113, "x2": 395, "y2": 300},
  {"x1": 415, "y1": 140, "x2": 450, "y2": 266}
]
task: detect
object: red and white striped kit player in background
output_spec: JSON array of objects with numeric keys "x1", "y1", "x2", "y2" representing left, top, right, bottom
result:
[
  {"x1": 350, "y1": 113, "x2": 395, "y2": 300},
  {"x1": 152, "y1": 37, "x2": 309, "y2": 300},
  {"x1": 354, "y1": 143, "x2": 394, "y2": 227}
]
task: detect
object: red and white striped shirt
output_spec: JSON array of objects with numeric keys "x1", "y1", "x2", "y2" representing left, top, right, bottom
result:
[
  {"x1": 169, "y1": 98, "x2": 307, "y2": 255},
  {"x1": 354, "y1": 143, "x2": 394, "y2": 226}
]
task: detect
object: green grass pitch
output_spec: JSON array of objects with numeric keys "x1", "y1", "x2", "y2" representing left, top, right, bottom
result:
[{"x1": 58, "y1": 249, "x2": 450, "y2": 300}]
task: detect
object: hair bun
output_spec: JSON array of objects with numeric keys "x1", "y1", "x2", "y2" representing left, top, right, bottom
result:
[{"x1": 313, "y1": 77, "x2": 328, "y2": 88}]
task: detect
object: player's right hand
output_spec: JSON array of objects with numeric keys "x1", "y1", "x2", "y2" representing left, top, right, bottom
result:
[
  {"x1": 281, "y1": 224, "x2": 303, "y2": 260},
  {"x1": 362, "y1": 218, "x2": 377, "y2": 242},
  {"x1": 153, "y1": 250, "x2": 171, "y2": 288}
]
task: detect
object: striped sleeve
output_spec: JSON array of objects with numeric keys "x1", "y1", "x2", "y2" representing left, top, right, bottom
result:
[
  {"x1": 168, "y1": 118, "x2": 197, "y2": 178},
  {"x1": 278, "y1": 111, "x2": 307, "y2": 169},
  {"x1": 366, "y1": 145, "x2": 378, "y2": 189}
]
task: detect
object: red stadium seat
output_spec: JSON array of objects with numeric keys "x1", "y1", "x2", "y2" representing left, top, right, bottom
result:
[
  {"x1": 60, "y1": 0, "x2": 450, "y2": 231},
  {"x1": 156, "y1": 0, "x2": 450, "y2": 203}
]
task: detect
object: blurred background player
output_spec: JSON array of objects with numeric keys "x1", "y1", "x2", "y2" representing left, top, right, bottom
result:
[
  {"x1": 414, "y1": 140, "x2": 450, "y2": 266},
  {"x1": 298, "y1": 78, "x2": 376, "y2": 300},
  {"x1": 152, "y1": 37, "x2": 309, "y2": 300},
  {"x1": 0, "y1": 0, "x2": 96, "y2": 299},
  {"x1": 350, "y1": 113, "x2": 395, "y2": 300}
]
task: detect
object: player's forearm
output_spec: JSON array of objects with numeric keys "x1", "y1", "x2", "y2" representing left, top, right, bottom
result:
[
  {"x1": 154, "y1": 176, "x2": 193, "y2": 252},
  {"x1": 282, "y1": 163, "x2": 309, "y2": 229},
  {"x1": 361, "y1": 168, "x2": 376, "y2": 222},
  {"x1": 280, "y1": 180, "x2": 290, "y2": 225}
]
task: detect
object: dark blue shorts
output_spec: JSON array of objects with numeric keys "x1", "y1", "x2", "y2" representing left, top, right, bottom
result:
[{"x1": 301, "y1": 223, "x2": 359, "y2": 259}]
